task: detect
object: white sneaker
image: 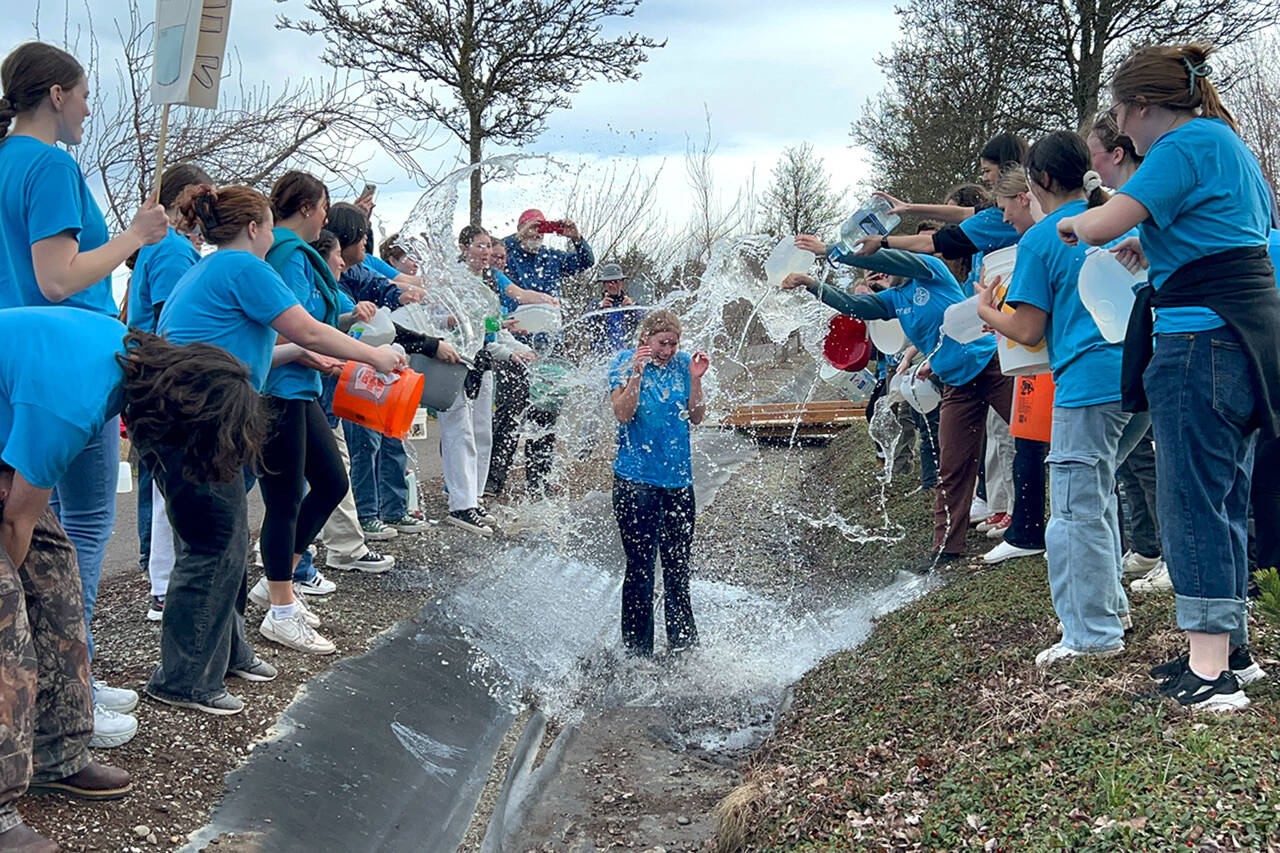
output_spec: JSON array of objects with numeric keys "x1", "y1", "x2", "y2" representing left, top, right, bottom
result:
[
  {"x1": 1035, "y1": 641, "x2": 1123, "y2": 667},
  {"x1": 248, "y1": 577, "x2": 320, "y2": 627},
  {"x1": 260, "y1": 611, "x2": 336, "y2": 655},
  {"x1": 982, "y1": 541, "x2": 1044, "y2": 565},
  {"x1": 92, "y1": 678, "x2": 139, "y2": 714},
  {"x1": 1122, "y1": 550, "x2": 1161, "y2": 576},
  {"x1": 1129, "y1": 561, "x2": 1172, "y2": 593},
  {"x1": 969, "y1": 496, "x2": 992, "y2": 525},
  {"x1": 296, "y1": 570, "x2": 337, "y2": 596},
  {"x1": 90, "y1": 704, "x2": 138, "y2": 748}
]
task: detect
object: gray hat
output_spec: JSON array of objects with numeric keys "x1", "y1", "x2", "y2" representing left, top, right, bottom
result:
[{"x1": 596, "y1": 262, "x2": 626, "y2": 282}]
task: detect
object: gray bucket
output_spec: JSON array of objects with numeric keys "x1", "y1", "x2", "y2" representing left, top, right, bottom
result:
[{"x1": 409, "y1": 354, "x2": 467, "y2": 411}]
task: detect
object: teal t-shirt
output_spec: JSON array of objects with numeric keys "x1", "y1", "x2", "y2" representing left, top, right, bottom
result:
[
  {"x1": 1004, "y1": 200, "x2": 1128, "y2": 408},
  {"x1": 609, "y1": 350, "x2": 694, "y2": 488},
  {"x1": 158, "y1": 250, "x2": 298, "y2": 391},
  {"x1": 263, "y1": 247, "x2": 325, "y2": 400},
  {"x1": 0, "y1": 136, "x2": 116, "y2": 315},
  {"x1": 0, "y1": 307, "x2": 126, "y2": 487},
  {"x1": 1117, "y1": 118, "x2": 1271, "y2": 334},
  {"x1": 127, "y1": 228, "x2": 201, "y2": 333}
]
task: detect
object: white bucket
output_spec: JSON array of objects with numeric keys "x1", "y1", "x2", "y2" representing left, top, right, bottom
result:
[
  {"x1": 868, "y1": 318, "x2": 907, "y2": 355},
  {"x1": 509, "y1": 304, "x2": 562, "y2": 335},
  {"x1": 996, "y1": 333, "x2": 1051, "y2": 376},
  {"x1": 982, "y1": 245, "x2": 1018, "y2": 289},
  {"x1": 1078, "y1": 247, "x2": 1141, "y2": 343},
  {"x1": 901, "y1": 373, "x2": 941, "y2": 414},
  {"x1": 818, "y1": 363, "x2": 876, "y2": 402},
  {"x1": 763, "y1": 236, "x2": 815, "y2": 286}
]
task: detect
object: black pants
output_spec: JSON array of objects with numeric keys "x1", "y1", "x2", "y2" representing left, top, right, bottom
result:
[
  {"x1": 485, "y1": 361, "x2": 530, "y2": 495},
  {"x1": 259, "y1": 398, "x2": 348, "y2": 583},
  {"x1": 612, "y1": 476, "x2": 697, "y2": 656},
  {"x1": 1006, "y1": 438, "x2": 1048, "y2": 550},
  {"x1": 1252, "y1": 436, "x2": 1280, "y2": 571},
  {"x1": 1116, "y1": 428, "x2": 1161, "y2": 558},
  {"x1": 524, "y1": 407, "x2": 559, "y2": 496}
]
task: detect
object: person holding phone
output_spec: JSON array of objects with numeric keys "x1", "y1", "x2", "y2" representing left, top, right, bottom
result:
[{"x1": 588, "y1": 262, "x2": 642, "y2": 355}]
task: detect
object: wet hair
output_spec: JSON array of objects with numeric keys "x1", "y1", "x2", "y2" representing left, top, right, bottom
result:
[
  {"x1": 174, "y1": 184, "x2": 271, "y2": 246},
  {"x1": 639, "y1": 309, "x2": 682, "y2": 341},
  {"x1": 117, "y1": 331, "x2": 269, "y2": 482},
  {"x1": 326, "y1": 202, "x2": 369, "y2": 250},
  {"x1": 458, "y1": 224, "x2": 489, "y2": 248},
  {"x1": 945, "y1": 182, "x2": 990, "y2": 210},
  {"x1": 379, "y1": 233, "x2": 406, "y2": 262},
  {"x1": 269, "y1": 170, "x2": 329, "y2": 221},
  {"x1": 157, "y1": 163, "x2": 213, "y2": 210},
  {"x1": 992, "y1": 165, "x2": 1029, "y2": 199},
  {"x1": 0, "y1": 42, "x2": 84, "y2": 140},
  {"x1": 311, "y1": 229, "x2": 340, "y2": 259},
  {"x1": 1027, "y1": 131, "x2": 1110, "y2": 209},
  {"x1": 979, "y1": 132, "x2": 1029, "y2": 168},
  {"x1": 1111, "y1": 42, "x2": 1237, "y2": 133},
  {"x1": 1088, "y1": 112, "x2": 1144, "y2": 166}
]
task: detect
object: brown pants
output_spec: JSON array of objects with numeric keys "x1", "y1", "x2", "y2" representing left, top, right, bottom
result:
[
  {"x1": 934, "y1": 357, "x2": 1014, "y2": 555},
  {"x1": 0, "y1": 507, "x2": 93, "y2": 830}
]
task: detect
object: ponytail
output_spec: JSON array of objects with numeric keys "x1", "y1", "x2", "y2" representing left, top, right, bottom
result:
[
  {"x1": 175, "y1": 184, "x2": 271, "y2": 246},
  {"x1": 1111, "y1": 42, "x2": 1238, "y2": 134},
  {"x1": 1027, "y1": 131, "x2": 1111, "y2": 209}
]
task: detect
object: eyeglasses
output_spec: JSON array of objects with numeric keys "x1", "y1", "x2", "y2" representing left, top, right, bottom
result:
[{"x1": 1106, "y1": 102, "x2": 1126, "y2": 123}]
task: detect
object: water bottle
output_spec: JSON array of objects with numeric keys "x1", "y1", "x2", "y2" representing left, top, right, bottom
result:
[
  {"x1": 484, "y1": 315, "x2": 500, "y2": 344},
  {"x1": 834, "y1": 195, "x2": 901, "y2": 253},
  {"x1": 349, "y1": 306, "x2": 396, "y2": 347}
]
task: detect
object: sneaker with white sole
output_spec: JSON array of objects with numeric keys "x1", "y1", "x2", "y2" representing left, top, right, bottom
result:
[
  {"x1": 1122, "y1": 549, "x2": 1161, "y2": 576},
  {"x1": 445, "y1": 508, "x2": 494, "y2": 536},
  {"x1": 328, "y1": 549, "x2": 395, "y2": 573},
  {"x1": 92, "y1": 679, "x2": 139, "y2": 714},
  {"x1": 983, "y1": 541, "x2": 1044, "y2": 564},
  {"x1": 227, "y1": 656, "x2": 278, "y2": 682},
  {"x1": 969, "y1": 496, "x2": 992, "y2": 525},
  {"x1": 360, "y1": 519, "x2": 398, "y2": 540},
  {"x1": 384, "y1": 514, "x2": 429, "y2": 534},
  {"x1": 260, "y1": 611, "x2": 336, "y2": 655},
  {"x1": 1129, "y1": 561, "x2": 1172, "y2": 593},
  {"x1": 1035, "y1": 641, "x2": 1123, "y2": 667},
  {"x1": 1150, "y1": 647, "x2": 1268, "y2": 688},
  {"x1": 146, "y1": 595, "x2": 164, "y2": 622},
  {"x1": 145, "y1": 687, "x2": 244, "y2": 716},
  {"x1": 476, "y1": 503, "x2": 499, "y2": 530},
  {"x1": 90, "y1": 705, "x2": 138, "y2": 749},
  {"x1": 1158, "y1": 668, "x2": 1249, "y2": 712},
  {"x1": 295, "y1": 570, "x2": 336, "y2": 596},
  {"x1": 248, "y1": 577, "x2": 321, "y2": 627}
]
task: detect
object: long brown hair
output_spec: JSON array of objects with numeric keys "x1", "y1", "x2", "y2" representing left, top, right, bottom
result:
[
  {"x1": 1089, "y1": 112, "x2": 1143, "y2": 166},
  {"x1": 117, "y1": 331, "x2": 269, "y2": 482},
  {"x1": 0, "y1": 41, "x2": 83, "y2": 140},
  {"x1": 1111, "y1": 42, "x2": 1238, "y2": 133},
  {"x1": 175, "y1": 184, "x2": 271, "y2": 246}
]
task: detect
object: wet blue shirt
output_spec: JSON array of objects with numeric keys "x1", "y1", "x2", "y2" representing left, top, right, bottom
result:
[
  {"x1": 263, "y1": 248, "x2": 324, "y2": 400},
  {"x1": 1004, "y1": 200, "x2": 1128, "y2": 408},
  {"x1": 1117, "y1": 118, "x2": 1271, "y2": 333},
  {"x1": 127, "y1": 228, "x2": 201, "y2": 333},
  {"x1": 159, "y1": 250, "x2": 298, "y2": 391},
  {"x1": 609, "y1": 350, "x2": 694, "y2": 488},
  {"x1": 0, "y1": 308, "x2": 126, "y2": 487},
  {"x1": 0, "y1": 136, "x2": 116, "y2": 315}
]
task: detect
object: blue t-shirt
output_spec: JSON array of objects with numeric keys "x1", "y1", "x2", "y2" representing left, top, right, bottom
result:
[
  {"x1": 872, "y1": 255, "x2": 997, "y2": 387},
  {"x1": 127, "y1": 228, "x2": 201, "y2": 333},
  {"x1": 1004, "y1": 200, "x2": 1127, "y2": 408},
  {"x1": 0, "y1": 308, "x2": 126, "y2": 487},
  {"x1": 158, "y1": 250, "x2": 298, "y2": 391},
  {"x1": 363, "y1": 254, "x2": 401, "y2": 281},
  {"x1": 1117, "y1": 118, "x2": 1272, "y2": 333},
  {"x1": 263, "y1": 248, "x2": 325, "y2": 400},
  {"x1": 0, "y1": 136, "x2": 116, "y2": 315},
  {"x1": 609, "y1": 350, "x2": 694, "y2": 488}
]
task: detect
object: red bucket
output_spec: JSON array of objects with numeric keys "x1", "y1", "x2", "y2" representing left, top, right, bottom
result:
[
  {"x1": 1009, "y1": 373, "x2": 1055, "y2": 442},
  {"x1": 822, "y1": 314, "x2": 871, "y2": 371}
]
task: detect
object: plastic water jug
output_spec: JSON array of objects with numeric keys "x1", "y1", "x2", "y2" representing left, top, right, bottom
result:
[
  {"x1": 941, "y1": 295, "x2": 986, "y2": 343},
  {"x1": 868, "y1": 318, "x2": 907, "y2": 355},
  {"x1": 349, "y1": 306, "x2": 396, "y2": 347},
  {"x1": 834, "y1": 196, "x2": 901, "y2": 253},
  {"x1": 763, "y1": 236, "x2": 815, "y2": 286},
  {"x1": 1078, "y1": 247, "x2": 1142, "y2": 343}
]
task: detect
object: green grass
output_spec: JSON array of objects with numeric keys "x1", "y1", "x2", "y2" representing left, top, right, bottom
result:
[{"x1": 727, "y1": 432, "x2": 1280, "y2": 852}]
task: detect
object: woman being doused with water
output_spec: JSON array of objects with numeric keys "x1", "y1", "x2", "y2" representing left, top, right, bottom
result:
[{"x1": 609, "y1": 310, "x2": 710, "y2": 659}]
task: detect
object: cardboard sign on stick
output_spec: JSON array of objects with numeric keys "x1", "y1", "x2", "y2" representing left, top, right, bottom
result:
[{"x1": 151, "y1": 0, "x2": 233, "y2": 108}]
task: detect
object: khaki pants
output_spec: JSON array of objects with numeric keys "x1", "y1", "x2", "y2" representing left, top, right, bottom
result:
[{"x1": 319, "y1": 422, "x2": 367, "y2": 563}]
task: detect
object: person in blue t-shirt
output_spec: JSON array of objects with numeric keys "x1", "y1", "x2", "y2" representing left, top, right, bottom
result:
[
  {"x1": 977, "y1": 132, "x2": 1153, "y2": 668},
  {"x1": 0, "y1": 306, "x2": 265, "y2": 847},
  {"x1": 783, "y1": 234, "x2": 1012, "y2": 572},
  {"x1": 149, "y1": 184, "x2": 404, "y2": 717},
  {"x1": 1055, "y1": 43, "x2": 1280, "y2": 712},
  {"x1": 609, "y1": 310, "x2": 709, "y2": 658}
]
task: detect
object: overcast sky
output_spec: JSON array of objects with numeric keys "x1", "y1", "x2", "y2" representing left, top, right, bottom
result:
[{"x1": 5, "y1": 0, "x2": 902, "y2": 247}]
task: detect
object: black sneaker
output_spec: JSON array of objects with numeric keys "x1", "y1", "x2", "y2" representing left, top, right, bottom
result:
[
  {"x1": 146, "y1": 595, "x2": 164, "y2": 622},
  {"x1": 1150, "y1": 648, "x2": 1268, "y2": 687},
  {"x1": 1157, "y1": 668, "x2": 1249, "y2": 712},
  {"x1": 445, "y1": 508, "x2": 494, "y2": 537},
  {"x1": 910, "y1": 552, "x2": 962, "y2": 575}
]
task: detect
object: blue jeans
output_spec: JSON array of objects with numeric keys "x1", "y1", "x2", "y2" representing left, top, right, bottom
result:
[
  {"x1": 342, "y1": 422, "x2": 408, "y2": 522},
  {"x1": 1046, "y1": 402, "x2": 1150, "y2": 653},
  {"x1": 50, "y1": 417, "x2": 119, "y2": 660},
  {"x1": 1144, "y1": 329, "x2": 1257, "y2": 644},
  {"x1": 137, "y1": 457, "x2": 153, "y2": 571},
  {"x1": 913, "y1": 407, "x2": 940, "y2": 489}
]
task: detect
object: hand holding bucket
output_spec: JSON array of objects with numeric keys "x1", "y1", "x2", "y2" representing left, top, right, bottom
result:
[
  {"x1": 331, "y1": 358, "x2": 424, "y2": 439},
  {"x1": 822, "y1": 314, "x2": 871, "y2": 372}
]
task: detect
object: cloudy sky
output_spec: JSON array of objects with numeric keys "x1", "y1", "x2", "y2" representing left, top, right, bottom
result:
[{"x1": 5, "y1": 0, "x2": 902, "y2": 244}]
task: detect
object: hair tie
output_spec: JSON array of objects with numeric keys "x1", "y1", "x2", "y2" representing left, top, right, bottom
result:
[
  {"x1": 1082, "y1": 170, "x2": 1103, "y2": 193},
  {"x1": 1183, "y1": 56, "x2": 1212, "y2": 95}
]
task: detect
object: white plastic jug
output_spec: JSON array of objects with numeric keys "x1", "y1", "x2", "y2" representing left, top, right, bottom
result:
[
  {"x1": 941, "y1": 295, "x2": 986, "y2": 343},
  {"x1": 868, "y1": 318, "x2": 907, "y2": 355},
  {"x1": 509, "y1": 303, "x2": 562, "y2": 335},
  {"x1": 834, "y1": 196, "x2": 902, "y2": 253},
  {"x1": 1078, "y1": 247, "x2": 1142, "y2": 343},
  {"x1": 349, "y1": 305, "x2": 395, "y2": 347},
  {"x1": 901, "y1": 373, "x2": 941, "y2": 414},
  {"x1": 763, "y1": 236, "x2": 815, "y2": 286},
  {"x1": 818, "y1": 363, "x2": 876, "y2": 403}
]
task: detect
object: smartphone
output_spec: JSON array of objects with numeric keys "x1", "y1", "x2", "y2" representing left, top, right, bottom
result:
[
  {"x1": 536, "y1": 220, "x2": 566, "y2": 235},
  {"x1": 358, "y1": 182, "x2": 377, "y2": 201}
]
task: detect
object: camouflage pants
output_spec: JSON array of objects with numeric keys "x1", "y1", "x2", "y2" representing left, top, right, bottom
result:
[{"x1": 0, "y1": 507, "x2": 93, "y2": 831}]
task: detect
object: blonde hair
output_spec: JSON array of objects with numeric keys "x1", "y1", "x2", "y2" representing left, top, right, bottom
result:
[
  {"x1": 639, "y1": 309, "x2": 682, "y2": 342},
  {"x1": 992, "y1": 165, "x2": 1029, "y2": 200},
  {"x1": 1111, "y1": 42, "x2": 1237, "y2": 133}
]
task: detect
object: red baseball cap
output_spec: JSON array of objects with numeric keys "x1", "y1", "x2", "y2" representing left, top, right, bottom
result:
[{"x1": 518, "y1": 209, "x2": 545, "y2": 226}]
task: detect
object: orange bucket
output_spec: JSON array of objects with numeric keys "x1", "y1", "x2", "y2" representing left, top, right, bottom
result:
[
  {"x1": 1009, "y1": 372, "x2": 1054, "y2": 442},
  {"x1": 331, "y1": 360, "x2": 425, "y2": 439}
]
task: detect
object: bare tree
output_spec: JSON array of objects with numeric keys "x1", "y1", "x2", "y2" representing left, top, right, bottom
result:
[
  {"x1": 757, "y1": 142, "x2": 845, "y2": 238},
  {"x1": 279, "y1": 0, "x2": 664, "y2": 225},
  {"x1": 684, "y1": 111, "x2": 755, "y2": 267},
  {"x1": 1228, "y1": 32, "x2": 1280, "y2": 208}
]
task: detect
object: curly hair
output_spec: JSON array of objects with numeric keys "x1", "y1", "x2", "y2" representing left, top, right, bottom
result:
[{"x1": 117, "y1": 331, "x2": 269, "y2": 482}]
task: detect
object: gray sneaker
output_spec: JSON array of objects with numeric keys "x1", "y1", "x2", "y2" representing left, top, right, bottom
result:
[
  {"x1": 228, "y1": 656, "x2": 278, "y2": 682},
  {"x1": 360, "y1": 519, "x2": 398, "y2": 540},
  {"x1": 145, "y1": 687, "x2": 244, "y2": 716}
]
